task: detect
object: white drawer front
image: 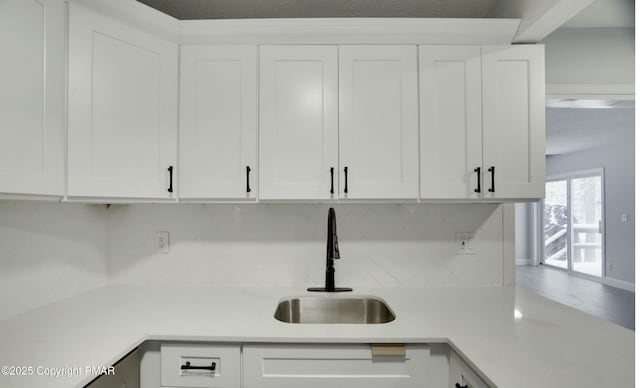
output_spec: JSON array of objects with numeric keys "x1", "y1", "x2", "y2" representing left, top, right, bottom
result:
[
  {"x1": 160, "y1": 343, "x2": 240, "y2": 388},
  {"x1": 243, "y1": 343, "x2": 430, "y2": 388}
]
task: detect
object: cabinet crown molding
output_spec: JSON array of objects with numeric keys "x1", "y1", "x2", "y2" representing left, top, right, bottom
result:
[
  {"x1": 180, "y1": 18, "x2": 521, "y2": 45},
  {"x1": 70, "y1": 0, "x2": 521, "y2": 45}
]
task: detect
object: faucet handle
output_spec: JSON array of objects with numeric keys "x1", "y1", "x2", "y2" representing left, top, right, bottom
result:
[{"x1": 333, "y1": 234, "x2": 340, "y2": 259}]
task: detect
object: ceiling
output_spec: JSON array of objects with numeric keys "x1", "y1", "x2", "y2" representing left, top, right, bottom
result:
[
  {"x1": 137, "y1": 0, "x2": 634, "y2": 24},
  {"x1": 137, "y1": 0, "x2": 499, "y2": 19},
  {"x1": 546, "y1": 103, "x2": 635, "y2": 155},
  {"x1": 564, "y1": 0, "x2": 635, "y2": 28}
]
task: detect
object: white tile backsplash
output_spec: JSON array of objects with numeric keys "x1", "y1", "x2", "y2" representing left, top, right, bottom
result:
[
  {"x1": 0, "y1": 201, "x2": 109, "y2": 320},
  {"x1": 108, "y1": 203, "x2": 506, "y2": 288}
]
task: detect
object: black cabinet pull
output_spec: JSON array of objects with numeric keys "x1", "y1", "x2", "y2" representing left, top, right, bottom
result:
[
  {"x1": 180, "y1": 361, "x2": 216, "y2": 371},
  {"x1": 246, "y1": 166, "x2": 252, "y2": 193},
  {"x1": 474, "y1": 167, "x2": 481, "y2": 193},
  {"x1": 167, "y1": 166, "x2": 174, "y2": 193},
  {"x1": 343, "y1": 166, "x2": 348, "y2": 194},
  {"x1": 455, "y1": 384, "x2": 468, "y2": 388},
  {"x1": 488, "y1": 166, "x2": 495, "y2": 193},
  {"x1": 330, "y1": 167, "x2": 335, "y2": 194}
]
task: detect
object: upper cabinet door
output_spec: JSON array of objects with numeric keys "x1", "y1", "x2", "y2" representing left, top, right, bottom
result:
[
  {"x1": 259, "y1": 46, "x2": 338, "y2": 200},
  {"x1": 0, "y1": 0, "x2": 65, "y2": 196},
  {"x1": 179, "y1": 46, "x2": 257, "y2": 199},
  {"x1": 419, "y1": 46, "x2": 482, "y2": 199},
  {"x1": 68, "y1": 4, "x2": 178, "y2": 199},
  {"x1": 339, "y1": 45, "x2": 419, "y2": 199},
  {"x1": 482, "y1": 45, "x2": 545, "y2": 199}
]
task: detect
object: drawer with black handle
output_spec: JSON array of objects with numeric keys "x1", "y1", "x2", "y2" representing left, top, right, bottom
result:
[{"x1": 160, "y1": 343, "x2": 240, "y2": 388}]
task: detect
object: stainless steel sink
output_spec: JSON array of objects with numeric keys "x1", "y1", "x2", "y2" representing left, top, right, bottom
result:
[{"x1": 274, "y1": 296, "x2": 395, "y2": 324}]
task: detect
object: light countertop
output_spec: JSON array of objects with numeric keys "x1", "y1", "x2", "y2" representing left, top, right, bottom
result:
[{"x1": 0, "y1": 285, "x2": 634, "y2": 388}]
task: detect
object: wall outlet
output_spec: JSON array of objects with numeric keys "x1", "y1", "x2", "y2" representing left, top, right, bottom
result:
[
  {"x1": 156, "y1": 231, "x2": 169, "y2": 254},
  {"x1": 607, "y1": 263, "x2": 613, "y2": 271},
  {"x1": 621, "y1": 213, "x2": 628, "y2": 223},
  {"x1": 455, "y1": 233, "x2": 476, "y2": 255}
]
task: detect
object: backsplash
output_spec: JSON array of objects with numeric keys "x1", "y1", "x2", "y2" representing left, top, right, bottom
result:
[
  {"x1": 0, "y1": 202, "x2": 108, "y2": 320},
  {"x1": 108, "y1": 203, "x2": 508, "y2": 288},
  {"x1": 0, "y1": 202, "x2": 510, "y2": 320}
]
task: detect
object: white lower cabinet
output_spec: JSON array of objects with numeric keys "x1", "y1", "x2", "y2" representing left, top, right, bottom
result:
[
  {"x1": 243, "y1": 343, "x2": 430, "y2": 388},
  {"x1": 449, "y1": 350, "x2": 489, "y2": 388},
  {"x1": 141, "y1": 342, "x2": 491, "y2": 388}
]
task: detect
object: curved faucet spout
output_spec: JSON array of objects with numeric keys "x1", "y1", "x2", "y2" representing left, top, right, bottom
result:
[{"x1": 308, "y1": 208, "x2": 352, "y2": 293}]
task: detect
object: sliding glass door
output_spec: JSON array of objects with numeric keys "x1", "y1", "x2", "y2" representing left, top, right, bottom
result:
[
  {"x1": 543, "y1": 170, "x2": 604, "y2": 277},
  {"x1": 544, "y1": 180, "x2": 569, "y2": 269}
]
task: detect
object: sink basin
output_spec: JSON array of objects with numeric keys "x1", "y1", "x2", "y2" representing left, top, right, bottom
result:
[{"x1": 274, "y1": 296, "x2": 395, "y2": 324}]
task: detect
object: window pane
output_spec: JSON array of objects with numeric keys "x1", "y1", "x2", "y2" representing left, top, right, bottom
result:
[
  {"x1": 544, "y1": 180, "x2": 568, "y2": 269},
  {"x1": 571, "y1": 176, "x2": 603, "y2": 277}
]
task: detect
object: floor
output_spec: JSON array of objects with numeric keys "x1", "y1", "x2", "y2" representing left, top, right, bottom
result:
[{"x1": 516, "y1": 265, "x2": 635, "y2": 330}]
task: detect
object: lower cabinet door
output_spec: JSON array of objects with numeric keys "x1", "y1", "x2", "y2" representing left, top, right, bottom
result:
[
  {"x1": 243, "y1": 343, "x2": 430, "y2": 388},
  {"x1": 160, "y1": 343, "x2": 241, "y2": 388},
  {"x1": 449, "y1": 350, "x2": 489, "y2": 388}
]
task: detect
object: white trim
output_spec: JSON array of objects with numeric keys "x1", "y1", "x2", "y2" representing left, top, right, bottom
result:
[
  {"x1": 601, "y1": 277, "x2": 635, "y2": 293},
  {"x1": 180, "y1": 18, "x2": 521, "y2": 45},
  {"x1": 541, "y1": 263, "x2": 635, "y2": 292},
  {"x1": 0, "y1": 193, "x2": 63, "y2": 202},
  {"x1": 546, "y1": 83, "x2": 635, "y2": 100},
  {"x1": 516, "y1": 258, "x2": 534, "y2": 266},
  {"x1": 503, "y1": 204, "x2": 516, "y2": 286}
]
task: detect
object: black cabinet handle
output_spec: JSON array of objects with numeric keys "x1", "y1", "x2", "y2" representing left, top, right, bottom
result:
[
  {"x1": 167, "y1": 166, "x2": 173, "y2": 193},
  {"x1": 246, "y1": 166, "x2": 252, "y2": 193},
  {"x1": 180, "y1": 361, "x2": 216, "y2": 371},
  {"x1": 343, "y1": 167, "x2": 348, "y2": 194},
  {"x1": 330, "y1": 167, "x2": 335, "y2": 194},
  {"x1": 488, "y1": 166, "x2": 495, "y2": 193},
  {"x1": 474, "y1": 167, "x2": 481, "y2": 193},
  {"x1": 455, "y1": 383, "x2": 468, "y2": 388}
]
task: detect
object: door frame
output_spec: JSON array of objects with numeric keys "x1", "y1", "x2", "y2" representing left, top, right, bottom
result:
[{"x1": 539, "y1": 167, "x2": 606, "y2": 280}]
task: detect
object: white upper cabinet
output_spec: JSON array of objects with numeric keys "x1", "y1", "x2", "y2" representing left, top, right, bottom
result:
[
  {"x1": 419, "y1": 46, "x2": 483, "y2": 199},
  {"x1": 68, "y1": 3, "x2": 178, "y2": 199},
  {"x1": 0, "y1": 0, "x2": 65, "y2": 196},
  {"x1": 259, "y1": 46, "x2": 338, "y2": 200},
  {"x1": 339, "y1": 46, "x2": 419, "y2": 199},
  {"x1": 482, "y1": 45, "x2": 545, "y2": 199},
  {"x1": 419, "y1": 44, "x2": 544, "y2": 201},
  {"x1": 179, "y1": 45, "x2": 257, "y2": 199}
]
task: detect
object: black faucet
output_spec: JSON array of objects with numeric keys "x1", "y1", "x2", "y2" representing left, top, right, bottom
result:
[{"x1": 308, "y1": 208, "x2": 352, "y2": 292}]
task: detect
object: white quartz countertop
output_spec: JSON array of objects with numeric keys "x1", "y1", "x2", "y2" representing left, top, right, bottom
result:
[{"x1": 0, "y1": 285, "x2": 633, "y2": 388}]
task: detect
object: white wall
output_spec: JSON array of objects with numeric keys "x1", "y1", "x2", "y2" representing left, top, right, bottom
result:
[
  {"x1": 546, "y1": 136, "x2": 635, "y2": 284},
  {"x1": 107, "y1": 203, "x2": 509, "y2": 288},
  {"x1": 543, "y1": 27, "x2": 634, "y2": 86},
  {"x1": 514, "y1": 203, "x2": 532, "y2": 265},
  {"x1": 0, "y1": 202, "x2": 109, "y2": 320}
]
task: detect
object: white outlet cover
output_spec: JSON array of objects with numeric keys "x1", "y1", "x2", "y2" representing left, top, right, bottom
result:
[
  {"x1": 156, "y1": 231, "x2": 169, "y2": 254},
  {"x1": 455, "y1": 233, "x2": 476, "y2": 255}
]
